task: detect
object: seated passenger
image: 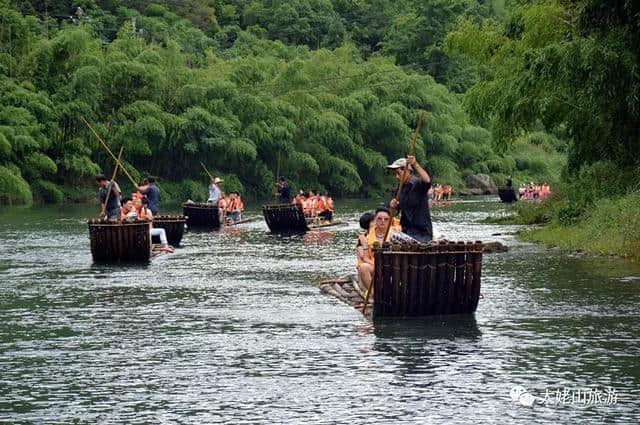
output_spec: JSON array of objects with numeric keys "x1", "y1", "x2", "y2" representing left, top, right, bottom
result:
[
  {"x1": 120, "y1": 196, "x2": 136, "y2": 221},
  {"x1": 312, "y1": 191, "x2": 325, "y2": 222},
  {"x1": 136, "y1": 197, "x2": 153, "y2": 220},
  {"x1": 301, "y1": 193, "x2": 312, "y2": 217},
  {"x1": 218, "y1": 192, "x2": 229, "y2": 223},
  {"x1": 443, "y1": 185, "x2": 452, "y2": 200},
  {"x1": 227, "y1": 192, "x2": 244, "y2": 223},
  {"x1": 308, "y1": 190, "x2": 319, "y2": 218},
  {"x1": 318, "y1": 192, "x2": 333, "y2": 221},
  {"x1": 122, "y1": 196, "x2": 172, "y2": 252},
  {"x1": 357, "y1": 207, "x2": 395, "y2": 291}
]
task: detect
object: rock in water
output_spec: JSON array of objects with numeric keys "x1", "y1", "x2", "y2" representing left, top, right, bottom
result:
[
  {"x1": 464, "y1": 174, "x2": 498, "y2": 194},
  {"x1": 483, "y1": 241, "x2": 508, "y2": 253}
]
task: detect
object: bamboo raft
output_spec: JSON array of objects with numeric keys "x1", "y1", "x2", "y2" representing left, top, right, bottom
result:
[
  {"x1": 498, "y1": 187, "x2": 518, "y2": 203},
  {"x1": 153, "y1": 215, "x2": 186, "y2": 246},
  {"x1": 320, "y1": 240, "x2": 484, "y2": 319},
  {"x1": 182, "y1": 202, "x2": 221, "y2": 229},
  {"x1": 262, "y1": 203, "x2": 342, "y2": 233},
  {"x1": 262, "y1": 203, "x2": 310, "y2": 232},
  {"x1": 88, "y1": 220, "x2": 151, "y2": 262}
]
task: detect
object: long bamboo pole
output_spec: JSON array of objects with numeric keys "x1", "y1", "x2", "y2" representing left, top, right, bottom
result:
[
  {"x1": 100, "y1": 147, "x2": 124, "y2": 219},
  {"x1": 274, "y1": 149, "x2": 281, "y2": 202},
  {"x1": 362, "y1": 110, "x2": 426, "y2": 314},
  {"x1": 81, "y1": 116, "x2": 138, "y2": 187},
  {"x1": 200, "y1": 161, "x2": 214, "y2": 180}
]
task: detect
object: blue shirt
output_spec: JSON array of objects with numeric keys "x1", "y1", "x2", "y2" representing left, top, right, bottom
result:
[{"x1": 141, "y1": 183, "x2": 160, "y2": 214}]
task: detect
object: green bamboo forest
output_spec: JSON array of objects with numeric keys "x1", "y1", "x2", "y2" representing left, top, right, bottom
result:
[{"x1": 0, "y1": 0, "x2": 639, "y2": 256}]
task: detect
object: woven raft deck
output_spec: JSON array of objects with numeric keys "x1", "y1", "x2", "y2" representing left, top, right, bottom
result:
[
  {"x1": 319, "y1": 276, "x2": 373, "y2": 318},
  {"x1": 225, "y1": 215, "x2": 261, "y2": 226},
  {"x1": 320, "y1": 240, "x2": 484, "y2": 319}
]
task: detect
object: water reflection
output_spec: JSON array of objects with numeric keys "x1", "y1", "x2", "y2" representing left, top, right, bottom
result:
[
  {"x1": 303, "y1": 230, "x2": 335, "y2": 245},
  {"x1": 373, "y1": 316, "x2": 481, "y2": 341}
]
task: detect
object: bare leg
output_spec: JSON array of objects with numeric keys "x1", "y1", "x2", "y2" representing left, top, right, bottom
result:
[{"x1": 358, "y1": 263, "x2": 374, "y2": 291}]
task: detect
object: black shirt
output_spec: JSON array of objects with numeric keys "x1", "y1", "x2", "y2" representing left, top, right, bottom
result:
[
  {"x1": 278, "y1": 183, "x2": 291, "y2": 203},
  {"x1": 398, "y1": 175, "x2": 433, "y2": 238}
]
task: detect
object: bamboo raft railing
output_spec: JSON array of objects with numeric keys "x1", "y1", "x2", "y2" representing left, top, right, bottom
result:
[
  {"x1": 372, "y1": 241, "x2": 483, "y2": 318},
  {"x1": 262, "y1": 203, "x2": 343, "y2": 233},
  {"x1": 182, "y1": 202, "x2": 221, "y2": 229},
  {"x1": 88, "y1": 220, "x2": 151, "y2": 262},
  {"x1": 262, "y1": 203, "x2": 309, "y2": 232},
  {"x1": 152, "y1": 215, "x2": 186, "y2": 246}
]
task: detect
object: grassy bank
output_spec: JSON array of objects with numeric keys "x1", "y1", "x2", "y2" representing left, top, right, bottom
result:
[{"x1": 512, "y1": 192, "x2": 640, "y2": 261}]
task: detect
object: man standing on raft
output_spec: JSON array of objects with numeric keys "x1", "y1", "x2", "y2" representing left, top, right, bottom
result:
[{"x1": 388, "y1": 155, "x2": 433, "y2": 242}]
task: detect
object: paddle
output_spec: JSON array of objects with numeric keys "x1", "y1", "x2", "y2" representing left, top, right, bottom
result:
[
  {"x1": 362, "y1": 110, "x2": 426, "y2": 314},
  {"x1": 100, "y1": 147, "x2": 124, "y2": 219}
]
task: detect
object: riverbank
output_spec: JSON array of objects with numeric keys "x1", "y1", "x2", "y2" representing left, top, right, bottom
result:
[{"x1": 485, "y1": 192, "x2": 640, "y2": 261}]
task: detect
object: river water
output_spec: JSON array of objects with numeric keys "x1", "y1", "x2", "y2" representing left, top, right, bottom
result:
[{"x1": 1, "y1": 198, "x2": 639, "y2": 424}]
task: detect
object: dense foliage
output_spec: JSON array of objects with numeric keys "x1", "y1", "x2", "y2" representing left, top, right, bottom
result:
[
  {"x1": 446, "y1": 0, "x2": 639, "y2": 177},
  {"x1": 0, "y1": 0, "x2": 562, "y2": 205},
  {"x1": 449, "y1": 0, "x2": 640, "y2": 257}
]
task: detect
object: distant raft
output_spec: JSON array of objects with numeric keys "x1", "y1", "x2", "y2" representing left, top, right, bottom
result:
[
  {"x1": 498, "y1": 187, "x2": 518, "y2": 203},
  {"x1": 320, "y1": 240, "x2": 484, "y2": 319},
  {"x1": 182, "y1": 202, "x2": 221, "y2": 229},
  {"x1": 88, "y1": 219, "x2": 151, "y2": 263},
  {"x1": 262, "y1": 203, "x2": 344, "y2": 233},
  {"x1": 152, "y1": 215, "x2": 186, "y2": 246},
  {"x1": 263, "y1": 203, "x2": 308, "y2": 232}
]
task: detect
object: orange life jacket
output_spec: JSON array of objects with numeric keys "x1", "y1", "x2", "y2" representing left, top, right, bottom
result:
[
  {"x1": 227, "y1": 197, "x2": 244, "y2": 212},
  {"x1": 302, "y1": 199, "x2": 312, "y2": 216},
  {"x1": 325, "y1": 197, "x2": 334, "y2": 212}
]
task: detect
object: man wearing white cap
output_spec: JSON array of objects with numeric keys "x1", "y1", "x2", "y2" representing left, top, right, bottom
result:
[
  {"x1": 208, "y1": 177, "x2": 223, "y2": 205},
  {"x1": 388, "y1": 155, "x2": 433, "y2": 242}
]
